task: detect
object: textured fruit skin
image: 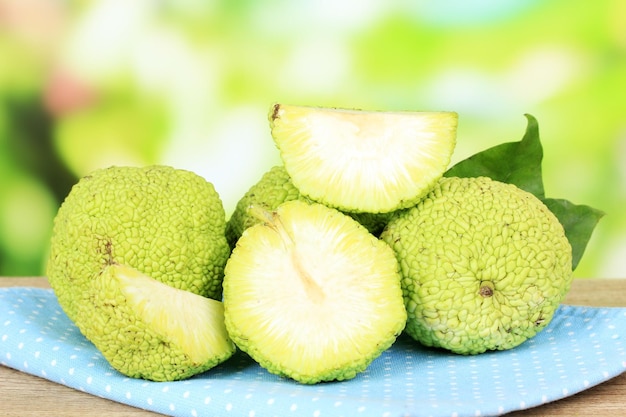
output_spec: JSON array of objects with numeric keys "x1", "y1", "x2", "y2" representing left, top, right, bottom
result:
[
  {"x1": 87, "y1": 265, "x2": 235, "y2": 381},
  {"x1": 226, "y1": 165, "x2": 302, "y2": 248},
  {"x1": 47, "y1": 165, "x2": 231, "y2": 325},
  {"x1": 224, "y1": 201, "x2": 407, "y2": 384},
  {"x1": 225, "y1": 165, "x2": 392, "y2": 248},
  {"x1": 380, "y1": 176, "x2": 573, "y2": 355}
]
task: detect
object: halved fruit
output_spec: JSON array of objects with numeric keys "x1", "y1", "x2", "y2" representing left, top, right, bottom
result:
[
  {"x1": 269, "y1": 104, "x2": 458, "y2": 213},
  {"x1": 80, "y1": 264, "x2": 235, "y2": 381},
  {"x1": 223, "y1": 200, "x2": 407, "y2": 384}
]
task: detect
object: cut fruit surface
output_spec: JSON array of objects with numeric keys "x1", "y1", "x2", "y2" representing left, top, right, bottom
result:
[
  {"x1": 223, "y1": 200, "x2": 407, "y2": 384},
  {"x1": 83, "y1": 264, "x2": 235, "y2": 381},
  {"x1": 269, "y1": 104, "x2": 458, "y2": 213}
]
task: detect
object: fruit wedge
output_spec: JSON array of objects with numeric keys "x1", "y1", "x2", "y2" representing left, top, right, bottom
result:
[
  {"x1": 269, "y1": 104, "x2": 458, "y2": 213},
  {"x1": 223, "y1": 200, "x2": 407, "y2": 384},
  {"x1": 81, "y1": 264, "x2": 235, "y2": 381}
]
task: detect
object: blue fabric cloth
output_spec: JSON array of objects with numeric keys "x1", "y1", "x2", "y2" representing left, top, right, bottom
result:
[{"x1": 1, "y1": 287, "x2": 625, "y2": 417}]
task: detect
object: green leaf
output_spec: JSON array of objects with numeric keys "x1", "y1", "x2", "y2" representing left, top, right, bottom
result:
[
  {"x1": 445, "y1": 114, "x2": 545, "y2": 198},
  {"x1": 444, "y1": 114, "x2": 604, "y2": 271},
  {"x1": 541, "y1": 198, "x2": 605, "y2": 271}
]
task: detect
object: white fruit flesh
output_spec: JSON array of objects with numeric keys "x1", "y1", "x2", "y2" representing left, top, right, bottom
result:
[
  {"x1": 270, "y1": 104, "x2": 458, "y2": 213},
  {"x1": 111, "y1": 264, "x2": 234, "y2": 363},
  {"x1": 223, "y1": 201, "x2": 407, "y2": 383}
]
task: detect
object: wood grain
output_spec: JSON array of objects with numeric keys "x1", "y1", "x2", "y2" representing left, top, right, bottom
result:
[{"x1": 1, "y1": 277, "x2": 625, "y2": 416}]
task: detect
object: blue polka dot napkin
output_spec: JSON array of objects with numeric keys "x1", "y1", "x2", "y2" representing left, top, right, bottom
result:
[{"x1": 1, "y1": 287, "x2": 625, "y2": 417}]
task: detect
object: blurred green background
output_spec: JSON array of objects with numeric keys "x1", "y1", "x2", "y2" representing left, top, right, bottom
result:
[{"x1": 0, "y1": 0, "x2": 624, "y2": 278}]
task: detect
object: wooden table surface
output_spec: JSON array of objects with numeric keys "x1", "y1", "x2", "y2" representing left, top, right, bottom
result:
[{"x1": 1, "y1": 277, "x2": 625, "y2": 416}]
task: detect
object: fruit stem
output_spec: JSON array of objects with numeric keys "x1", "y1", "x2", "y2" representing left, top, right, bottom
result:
[
  {"x1": 248, "y1": 205, "x2": 295, "y2": 247},
  {"x1": 479, "y1": 281, "x2": 495, "y2": 298}
]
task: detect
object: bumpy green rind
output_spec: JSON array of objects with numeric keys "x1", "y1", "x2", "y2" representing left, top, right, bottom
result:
[
  {"x1": 225, "y1": 165, "x2": 392, "y2": 248},
  {"x1": 380, "y1": 176, "x2": 573, "y2": 355},
  {"x1": 47, "y1": 165, "x2": 231, "y2": 324},
  {"x1": 225, "y1": 165, "x2": 302, "y2": 248},
  {"x1": 85, "y1": 266, "x2": 235, "y2": 381}
]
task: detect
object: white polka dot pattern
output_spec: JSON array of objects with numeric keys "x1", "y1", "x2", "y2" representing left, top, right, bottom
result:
[{"x1": 1, "y1": 288, "x2": 625, "y2": 417}]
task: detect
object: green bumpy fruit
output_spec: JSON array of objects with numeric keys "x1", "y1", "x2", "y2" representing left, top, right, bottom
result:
[
  {"x1": 225, "y1": 165, "x2": 392, "y2": 248},
  {"x1": 380, "y1": 176, "x2": 573, "y2": 355},
  {"x1": 47, "y1": 165, "x2": 231, "y2": 324}
]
